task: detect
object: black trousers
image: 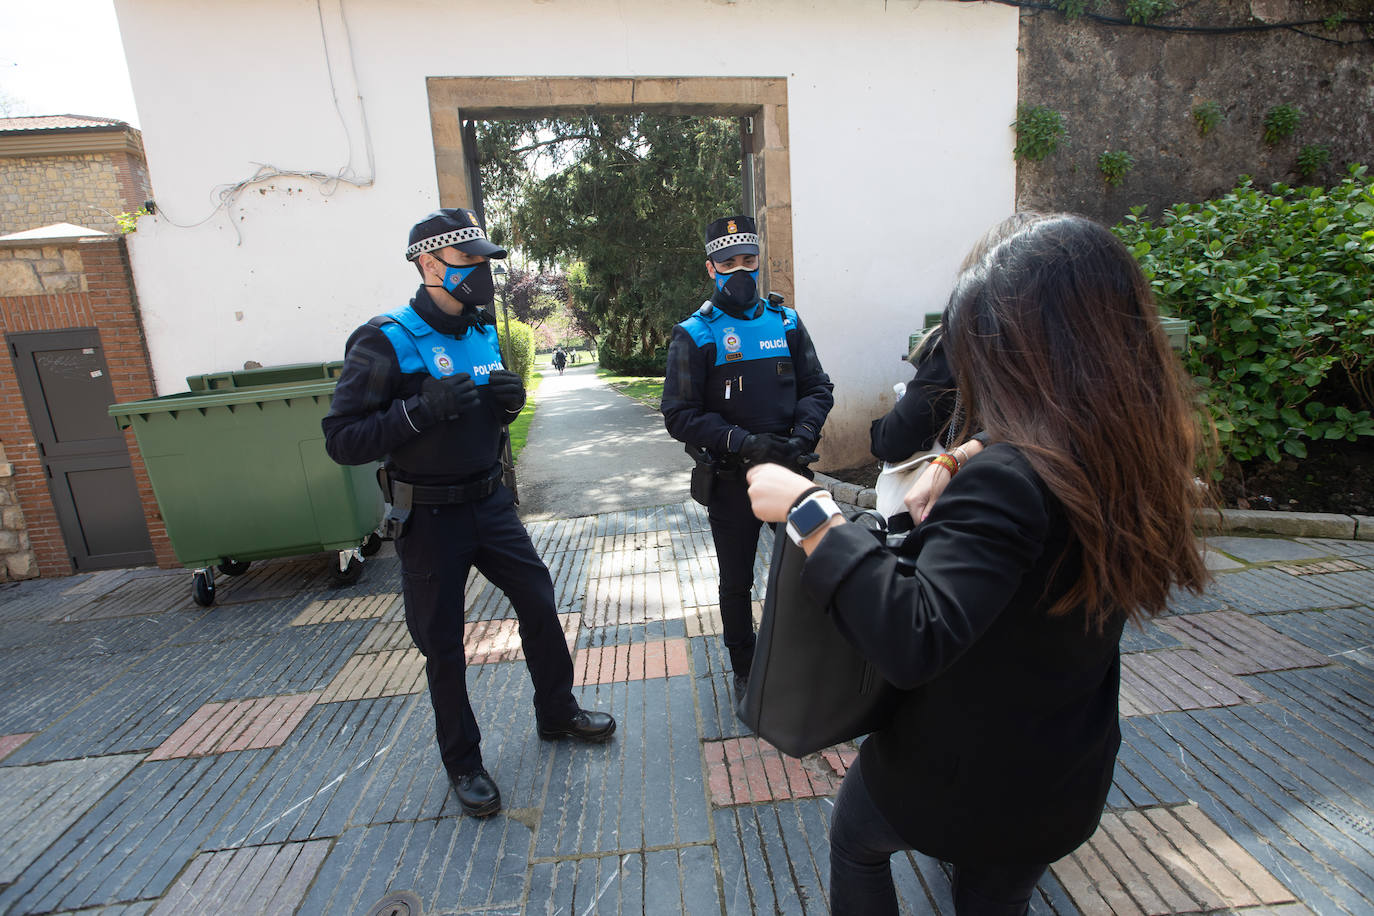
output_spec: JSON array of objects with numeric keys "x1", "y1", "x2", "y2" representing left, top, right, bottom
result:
[
  {"x1": 707, "y1": 474, "x2": 765, "y2": 678},
  {"x1": 830, "y1": 758, "x2": 1047, "y2": 915},
  {"x1": 395, "y1": 484, "x2": 579, "y2": 776}
]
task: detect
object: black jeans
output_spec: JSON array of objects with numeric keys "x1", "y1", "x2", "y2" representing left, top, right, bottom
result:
[
  {"x1": 706, "y1": 474, "x2": 763, "y2": 677},
  {"x1": 830, "y1": 759, "x2": 1047, "y2": 915},
  {"x1": 396, "y1": 484, "x2": 579, "y2": 776}
]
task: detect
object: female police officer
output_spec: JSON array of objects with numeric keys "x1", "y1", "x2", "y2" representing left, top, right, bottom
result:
[
  {"x1": 323, "y1": 209, "x2": 614, "y2": 818},
  {"x1": 661, "y1": 214, "x2": 834, "y2": 705}
]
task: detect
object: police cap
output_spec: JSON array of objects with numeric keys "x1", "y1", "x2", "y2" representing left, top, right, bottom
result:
[
  {"x1": 406, "y1": 208, "x2": 507, "y2": 262},
  {"x1": 704, "y1": 214, "x2": 760, "y2": 262}
]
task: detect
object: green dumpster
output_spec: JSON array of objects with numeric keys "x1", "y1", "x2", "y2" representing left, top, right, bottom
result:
[{"x1": 109, "y1": 361, "x2": 383, "y2": 607}]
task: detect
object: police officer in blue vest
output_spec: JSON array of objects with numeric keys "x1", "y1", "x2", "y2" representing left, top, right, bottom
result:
[
  {"x1": 323, "y1": 208, "x2": 615, "y2": 818},
  {"x1": 662, "y1": 214, "x2": 834, "y2": 704}
]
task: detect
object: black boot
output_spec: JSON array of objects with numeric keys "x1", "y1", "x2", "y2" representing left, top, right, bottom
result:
[
  {"x1": 537, "y1": 709, "x2": 617, "y2": 742},
  {"x1": 449, "y1": 766, "x2": 501, "y2": 817}
]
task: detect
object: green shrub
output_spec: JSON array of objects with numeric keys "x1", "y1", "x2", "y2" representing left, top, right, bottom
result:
[
  {"x1": 1113, "y1": 166, "x2": 1374, "y2": 468},
  {"x1": 1124, "y1": 0, "x2": 1174, "y2": 23},
  {"x1": 1262, "y1": 104, "x2": 1302, "y2": 146},
  {"x1": 1056, "y1": 0, "x2": 1092, "y2": 17},
  {"x1": 1192, "y1": 101, "x2": 1223, "y2": 138},
  {"x1": 598, "y1": 342, "x2": 667, "y2": 376},
  {"x1": 1013, "y1": 105, "x2": 1066, "y2": 163},
  {"x1": 1098, "y1": 150, "x2": 1135, "y2": 187},
  {"x1": 496, "y1": 317, "x2": 536, "y2": 384},
  {"x1": 1297, "y1": 144, "x2": 1331, "y2": 179}
]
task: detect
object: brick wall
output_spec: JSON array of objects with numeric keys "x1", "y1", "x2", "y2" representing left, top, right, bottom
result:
[
  {"x1": 0, "y1": 236, "x2": 174, "y2": 577},
  {"x1": 0, "y1": 152, "x2": 149, "y2": 236}
]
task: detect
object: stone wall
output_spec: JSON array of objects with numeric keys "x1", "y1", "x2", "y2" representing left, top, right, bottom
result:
[
  {"x1": 0, "y1": 153, "x2": 141, "y2": 236},
  {"x1": 1015, "y1": 0, "x2": 1374, "y2": 226},
  {"x1": 0, "y1": 441, "x2": 36, "y2": 581}
]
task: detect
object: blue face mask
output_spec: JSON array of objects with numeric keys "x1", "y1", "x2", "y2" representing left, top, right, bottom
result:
[
  {"x1": 713, "y1": 267, "x2": 759, "y2": 310},
  {"x1": 429, "y1": 257, "x2": 495, "y2": 305}
]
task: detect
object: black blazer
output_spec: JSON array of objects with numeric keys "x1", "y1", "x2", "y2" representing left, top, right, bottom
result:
[{"x1": 802, "y1": 444, "x2": 1123, "y2": 864}]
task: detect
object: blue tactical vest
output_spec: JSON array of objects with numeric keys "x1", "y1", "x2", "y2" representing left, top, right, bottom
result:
[
  {"x1": 374, "y1": 304, "x2": 506, "y2": 481},
  {"x1": 679, "y1": 300, "x2": 800, "y2": 435},
  {"x1": 377, "y1": 304, "x2": 504, "y2": 385}
]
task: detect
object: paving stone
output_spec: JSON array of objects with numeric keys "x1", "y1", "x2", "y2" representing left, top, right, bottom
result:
[
  {"x1": 0, "y1": 750, "x2": 273, "y2": 914},
  {"x1": 1273, "y1": 558, "x2": 1369, "y2": 576},
  {"x1": 466, "y1": 611, "x2": 579, "y2": 666},
  {"x1": 528, "y1": 852, "x2": 646, "y2": 916},
  {"x1": 1207, "y1": 568, "x2": 1353, "y2": 614},
  {"x1": 0, "y1": 647, "x2": 142, "y2": 738},
  {"x1": 1264, "y1": 607, "x2": 1374, "y2": 672},
  {"x1": 1215, "y1": 511, "x2": 1356, "y2": 539},
  {"x1": 691, "y1": 635, "x2": 754, "y2": 742},
  {"x1": 1203, "y1": 548, "x2": 1247, "y2": 571},
  {"x1": 1052, "y1": 804, "x2": 1296, "y2": 914},
  {"x1": 1163, "y1": 582, "x2": 1231, "y2": 616},
  {"x1": 574, "y1": 636, "x2": 690, "y2": 685},
  {"x1": 318, "y1": 647, "x2": 425, "y2": 703},
  {"x1": 289, "y1": 591, "x2": 400, "y2": 626},
  {"x1": 704, "y1": 735, "x2": 851, "y2": 807},
  {"x1": 1158, "y1": 610, "x2": 1332, "y2": 674},
  {"x1": 1120, "y1": 618, "x2": 1185, "y2": 654},
  {"x1": 1119, "y1": 648, "x2": 1264, "y2": 716},
  {"x1": 355, "y1": 618, "x2": 413, "y2": 654},
  {"x1": 1207, "y1": 536, "x2": 1334, "y2": 564},
  {"x1": 683, "y1": 600, "x2": 763, "y2": 639},
  {"x1": 535, "y1": 676, "x2": 707, "y2": 858},
  {"x1": 149, "y1": 839, "x2": 330, "y2": 916},
  {"x1": 585, "y1": 569, "x2": 684, "y2": 627},
  {"x1": 0, "y1": 754, "x2": 141, "y2": 884},
  {"x1": 0, "y1": 731, "x2": 35, "y2": 762},
  {"x1": 147, "y1": 691, "x2": 322, "y2": 760},
  {"x1": 299, "y1": 816, "x2": 530, "y2": 914}
]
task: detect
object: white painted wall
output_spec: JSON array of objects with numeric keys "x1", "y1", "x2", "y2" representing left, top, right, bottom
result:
[{"x1": 115, "y1": 0, "x2": 1018, "y2": 468}]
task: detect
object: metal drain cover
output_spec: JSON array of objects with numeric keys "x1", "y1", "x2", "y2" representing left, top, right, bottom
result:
[{"x1": 365, "y1": 890, "x2": 423, "y2": 916}]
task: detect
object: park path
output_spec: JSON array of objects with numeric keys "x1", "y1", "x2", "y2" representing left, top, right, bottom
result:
[{"x1": 515, "y1": 361, "x2": 691, "y2": 521}]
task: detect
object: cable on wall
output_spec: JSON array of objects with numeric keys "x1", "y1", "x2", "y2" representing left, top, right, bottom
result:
[{"x1": 149, "y1": 0, "x2": 376, "y2": 244}]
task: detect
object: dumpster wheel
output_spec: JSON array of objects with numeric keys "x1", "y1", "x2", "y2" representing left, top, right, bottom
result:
[
  {"x1": 218, "y1": 558, "x2": 251, "y2": 576},
  {"x1": 361, "y1": 532, "x2": 383, "y2": 557},
  {"x1": 192, "y1": 569, "x2": 216, "y2": 607},
  {"x1": 332, "y1": 552, "x2": 364, "y2": 585}
]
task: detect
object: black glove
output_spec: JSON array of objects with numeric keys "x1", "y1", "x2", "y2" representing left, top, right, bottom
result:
[
  {"x1": 737, "y1": 432, "x2": 792, "y2": 467},
  {"x1": 784, "y1": 436, "x2": 819, "y2": 468},
  {"x1": 419, "y1": 372, "x2": 480, "y2": 424},
  {"x1": 486, "y1": 369, "x2": 526, "y2": 411}
]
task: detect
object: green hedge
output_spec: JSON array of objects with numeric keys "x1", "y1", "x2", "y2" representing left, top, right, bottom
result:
[
  {"x1": 597, "y1": 343, "x2": 667, "y2": 376},
  {"x1": 496, "y1": 317, "x2": 536, "y2": 384},
  {"x1": 1114, "y1": 166, "x2": 1374, "y2": 466}
]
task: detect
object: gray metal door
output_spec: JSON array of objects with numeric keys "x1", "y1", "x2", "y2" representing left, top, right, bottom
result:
[{"x1": 8, "y1": 328, "x2": 155, "y2": 570}]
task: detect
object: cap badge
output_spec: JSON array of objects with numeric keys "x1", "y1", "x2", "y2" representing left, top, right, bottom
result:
[
  {"x1": 726, "y1": 220, "x2": 738, "y2": 234},
  {"x1": 432, "y1": 347, "x2": 454, "y2": 375}
]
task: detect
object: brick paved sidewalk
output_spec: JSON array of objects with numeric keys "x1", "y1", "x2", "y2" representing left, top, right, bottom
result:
[{"x1": 0, "y1": 503, "x2": 1372, "y2": 914}]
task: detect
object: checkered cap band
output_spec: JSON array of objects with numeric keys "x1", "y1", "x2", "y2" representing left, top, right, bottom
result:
[
  {"x1": 705, "y1": 232, "x2": 760, "y2": 256},
  {"x1": 406, "y1": 226, "x2": 487, "y2": 260}
]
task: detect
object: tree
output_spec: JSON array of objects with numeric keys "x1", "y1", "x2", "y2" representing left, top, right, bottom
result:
[{"x1": 475, "y1": 114, "x2": 743, "y2": 368}]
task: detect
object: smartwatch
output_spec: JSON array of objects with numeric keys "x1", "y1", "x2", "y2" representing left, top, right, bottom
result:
[{"x1": 786, "y1": 491, "x2": 841, "y2": 545}]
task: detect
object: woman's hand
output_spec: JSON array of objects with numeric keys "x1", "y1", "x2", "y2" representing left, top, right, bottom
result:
[
  {"x1": 746, "y1": 463, "x2": 818, "y2": 523},
  {"x1": 905, "y1": 438, "x2": 985, "y2": 523}
]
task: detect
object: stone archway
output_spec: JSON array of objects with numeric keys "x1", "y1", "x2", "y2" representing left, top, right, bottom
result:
[{"x1": 425, "y1": 77, "x2": 793, "y2": 302}]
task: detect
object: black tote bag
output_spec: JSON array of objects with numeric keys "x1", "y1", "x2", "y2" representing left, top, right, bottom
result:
[{"x1": 739, "y1": 518, "x2": 904, "y2": 758}]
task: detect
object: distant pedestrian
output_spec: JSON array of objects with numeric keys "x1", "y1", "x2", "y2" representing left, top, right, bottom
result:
[
  {"x1": 552, "y1": 348, "x2": 567, "y2": 375},
  {"x1": 322, "y1": 207, "x2": 615, "y2": 818}
]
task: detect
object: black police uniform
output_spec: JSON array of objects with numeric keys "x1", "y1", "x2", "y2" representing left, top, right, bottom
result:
[
  {"x1": 323, "y1": 210, "x2": 610, "y2": 809},
  {"x1": 661, "y1": 216, "x2": 834, "y2": 684}
]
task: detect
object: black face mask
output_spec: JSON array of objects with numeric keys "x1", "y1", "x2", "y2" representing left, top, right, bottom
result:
[
  {"x1": 428, "y1": 258, "x2": 495, "y2": 305},
  {"x1": 712, "y1": 266, "x2": 760, "y2": 313}
]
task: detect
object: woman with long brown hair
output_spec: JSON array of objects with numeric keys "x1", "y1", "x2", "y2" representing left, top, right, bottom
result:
[{"x1": 747, "y1": 213, "x2": 1210, "y2": 914}]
